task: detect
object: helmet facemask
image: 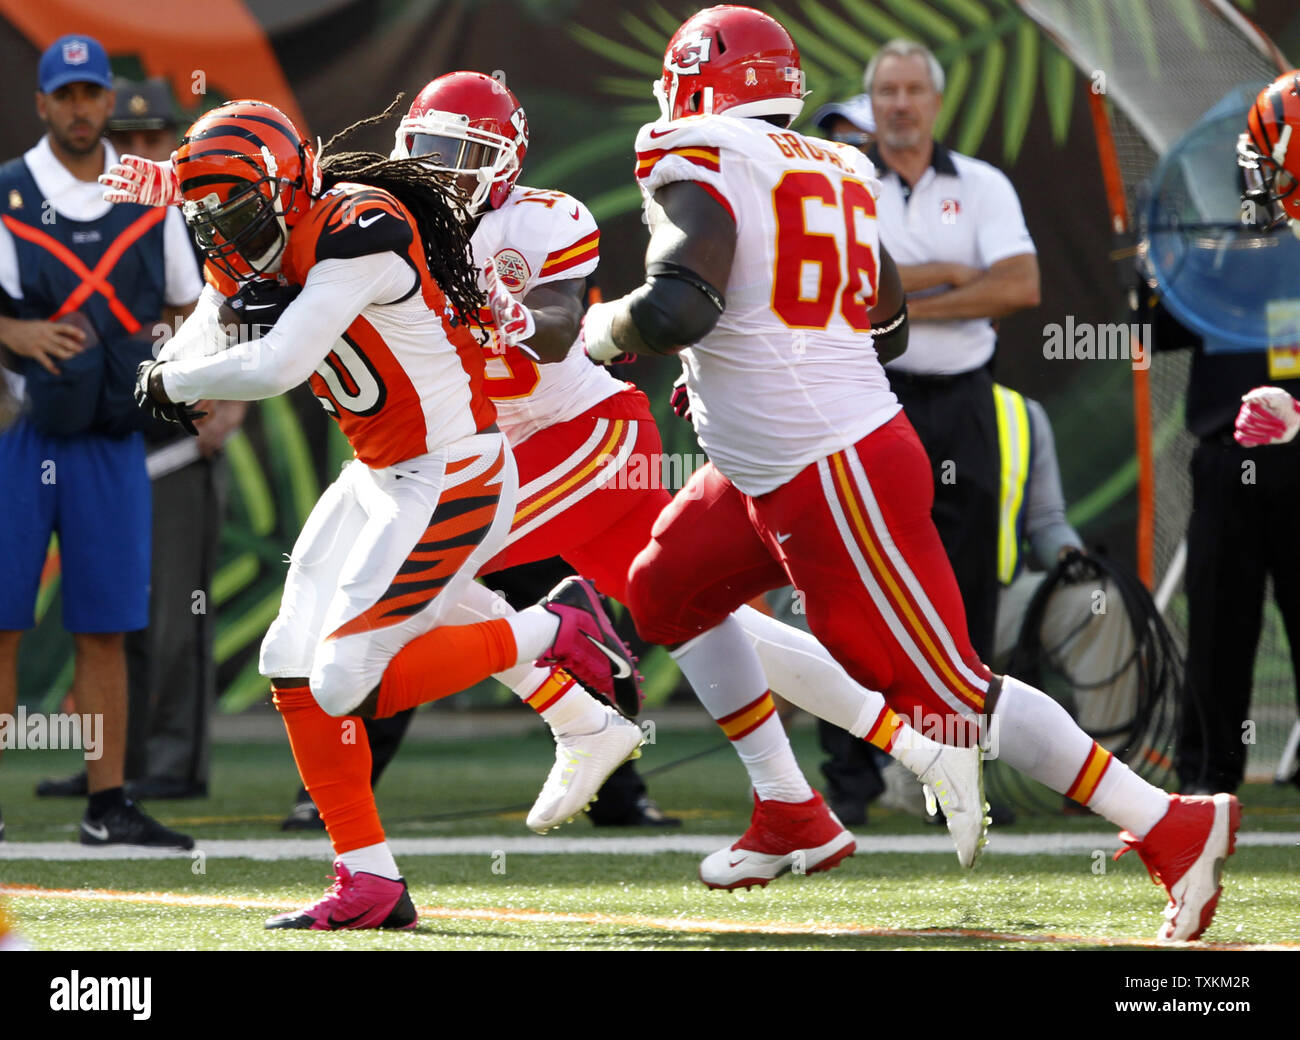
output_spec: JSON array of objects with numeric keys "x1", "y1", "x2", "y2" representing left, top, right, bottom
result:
[
  {"x1": 392, "y1": 110, "x2": 519, "y2": 216},
  {"x1": 184, "y1": 176, "x2": 297, "y2": 283},
  {"x1": 1237, "y1": 128, "x2": 1299, "y2": 233}
]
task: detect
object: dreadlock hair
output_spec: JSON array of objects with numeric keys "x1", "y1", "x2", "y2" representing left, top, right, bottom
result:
[{"x1": 317, "y1": 99, "x2": 484, "y2": 336}]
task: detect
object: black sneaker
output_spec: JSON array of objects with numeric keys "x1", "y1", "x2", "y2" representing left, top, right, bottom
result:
[
  {"x1": 80, "y1": 801, "x2": 195, "y2": 850},
  {"x1": 281, "y1": 793, "x2": 325, "y2": 832},
  {"x1": 36, "y1": 771, "x2": 88, "y2": 797}
]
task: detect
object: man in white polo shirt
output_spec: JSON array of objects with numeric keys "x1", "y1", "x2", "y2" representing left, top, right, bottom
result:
[{"x1": 865, "y1": 38, "x2": 1040, "y2": 660}]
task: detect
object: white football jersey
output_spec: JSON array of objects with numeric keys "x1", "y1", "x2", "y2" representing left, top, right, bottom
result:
[
  {"x1": 634, "y1": 114, "x2": 902, "y2": 496},
  {"x1": 472, "y1": 184, "x2": 625, "y2": 444}
]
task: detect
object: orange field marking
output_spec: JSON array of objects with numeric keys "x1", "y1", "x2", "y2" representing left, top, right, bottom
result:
[{"x1": 3, "y1": 884, "x2": 1296, "y2": 950}]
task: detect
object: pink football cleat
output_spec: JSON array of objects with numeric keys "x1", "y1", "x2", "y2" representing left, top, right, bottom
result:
[
  {"x1": 538, "y1": 577, "x2": 643, "y2": 717},
  {"x1": 265, "y1": 860, "x2": 417, "y2": 931}
]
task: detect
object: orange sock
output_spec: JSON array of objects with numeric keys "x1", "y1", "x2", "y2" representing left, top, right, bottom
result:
[
  {"x1": 272, "y1": 684, "x2": 383, "y2": 855},
  {"x1": 375, "y1": 618, "x2": 517, "y2": 717}
]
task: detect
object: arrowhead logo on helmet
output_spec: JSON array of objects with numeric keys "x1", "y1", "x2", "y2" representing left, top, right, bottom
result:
[
  {"x1": 653, "y1": 5, "x2": 807, "y2": 126},
  {"x1": 174, "y1": 100, "x2": 320, "y2": 283},
  {"x1": 666, "y1": 31, "x2": 712, "y2": 76},
  {"x1": 392, "y1": 71, "x2": 529, "y2": 217}
]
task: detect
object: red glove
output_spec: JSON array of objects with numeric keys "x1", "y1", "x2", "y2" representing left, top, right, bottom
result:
[
  {"x1": 99, "y1": 154, "x2": 182, "y2": 207},
  {"x1": 670, "y1": 373, "x2": 691, "y2": 421},
  {"x1": 1235, "y1": 386, "x2": 1300, "y2": 446},
  {"x1": 483, "y1": 258, "x2": 536, "y2": 355}
]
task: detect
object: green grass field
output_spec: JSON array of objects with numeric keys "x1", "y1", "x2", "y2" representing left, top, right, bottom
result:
[{"x1": 3, "y1": 721, "x2": 1298, "y2": 951}]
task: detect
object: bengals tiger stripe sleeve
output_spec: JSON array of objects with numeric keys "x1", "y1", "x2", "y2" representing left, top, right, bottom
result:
[{"x1": 160, "y1": 252, "x2": 414, "y2": 403}]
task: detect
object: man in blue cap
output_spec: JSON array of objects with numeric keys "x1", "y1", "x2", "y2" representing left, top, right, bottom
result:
[{"x1": 0, "y1": 34, "x2": 201, "y2": 847}]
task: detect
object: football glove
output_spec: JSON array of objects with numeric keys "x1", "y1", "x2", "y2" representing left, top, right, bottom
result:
[
  {"x1": 134, "y1": 359, "x2": 206, "y2": 435},
  {"x1": 1234, "y1": 386, "x2": 1300, "y2": 446},
  {"x1": 483, "y1": 258, "x2": 537, "y2": 356},
  {"x1": 581, "y1": 300, "x2": 628, "y2": 364},
  {"x1": 218, "y1": 279, "x2": 303, "y2": 345},
  {"x1": 99, "y1": 154, "x2": 182, "y2": 208},
  {"x1": 670, "y1": 373, "x2": 691, "y2": 421}
]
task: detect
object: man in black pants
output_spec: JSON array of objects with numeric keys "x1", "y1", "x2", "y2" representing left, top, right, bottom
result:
[{"x1": 1147, "y1": 290, "x2": 1300, "y2": 793}]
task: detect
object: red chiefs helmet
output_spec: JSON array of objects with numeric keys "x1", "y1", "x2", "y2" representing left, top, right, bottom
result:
[
  {"x1": 393, "y1": 71, "x2": 529, "y2": 215},
  {"x1": 654, "y1": 5, "x2": 806, "y2": 125},
  {"x1": 175, "y1": 100, "x2": 320, "y2": 282},
  {"x1": 1239, "y1": 70, "x2": 1300, "y2": 232}
]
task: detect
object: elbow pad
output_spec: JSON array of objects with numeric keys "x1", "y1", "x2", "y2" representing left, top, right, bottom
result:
[
  {"x1": 626, "y1": 261, "x2": 725, "y2": 355},
  {"x1": 872, "y1": 300, "x2": 908, "y2": 364}
]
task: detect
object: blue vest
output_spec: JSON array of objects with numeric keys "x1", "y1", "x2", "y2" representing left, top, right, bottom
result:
[{"x1": 0, "y1": 155, "x2": 169, "y2": 437}]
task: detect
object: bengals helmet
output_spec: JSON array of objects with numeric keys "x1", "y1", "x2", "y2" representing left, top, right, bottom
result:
[
  {"x1": 1238, "y1": 70, "x2": 1300, "y2": 233},
  {"x1": 654, "y1": 5, "x2": 806, "y2": 125},
  {"x1": 392, "y1": 71, "x2": 528, "y2": 215},
  {"x1": 175, "y1": 100, "x2": 320, "y2": 282}
]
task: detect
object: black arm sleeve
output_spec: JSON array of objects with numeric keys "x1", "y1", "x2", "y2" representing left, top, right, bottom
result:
[
  {"x1": 871, "y1": 300, "x2": 908, "y2": 364},
  {"x1": 625, "y1": 261, "x2": 726, "y2": 356}
]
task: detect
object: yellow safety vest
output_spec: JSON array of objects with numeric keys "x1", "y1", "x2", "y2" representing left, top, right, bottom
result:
[{"x1": 993, "y1": 384, "x2": 1032, "y2": 585}]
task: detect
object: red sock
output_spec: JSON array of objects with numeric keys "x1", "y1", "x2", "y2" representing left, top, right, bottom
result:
[
  {"x1": 375, "y1": 618, "x2": 517, "y2": 717},
  {"x1": 272, "y1": 684, "x2": 383, "y2": 855}
]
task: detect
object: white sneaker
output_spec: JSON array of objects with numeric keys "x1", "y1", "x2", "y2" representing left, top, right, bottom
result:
[
  {"x1": 917, "y1": 744, "x2": 989, "y2": 869},
  {"x1": 527, "y1": 707, "x2": 644, "y2": 834}
]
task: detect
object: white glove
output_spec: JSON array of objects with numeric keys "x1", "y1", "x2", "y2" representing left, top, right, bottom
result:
[
  {"x1": 483, "y1": 258, "x2": 537, "y2": 356},
  {"x1": 99, "y1": 154, "x2": 182, "y2": 207},
  {"x1": 1234, "y1": 386, "x2": 1300, "y2": 446},
  {"x1": 581, "y1": 300, "x2": 627, "y2": 364}
]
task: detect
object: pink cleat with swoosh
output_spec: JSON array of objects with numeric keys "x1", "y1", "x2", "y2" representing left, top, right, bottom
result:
[
  {"x1": 266, "y1": 861, "x2": 417, "y2": 931},
  {"x1": 538, "y1": 577, "x2": 643, "y2": 717}
]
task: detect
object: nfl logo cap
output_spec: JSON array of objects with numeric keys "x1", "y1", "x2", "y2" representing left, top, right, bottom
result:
[{"x1": 39, "y1": 34, "x2": 113, "y2": 94}]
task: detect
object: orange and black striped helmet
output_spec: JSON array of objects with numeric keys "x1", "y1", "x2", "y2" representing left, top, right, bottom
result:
[
  {"x1": 175, "y1": 100, "x2": 320, "y2": 282},
  {"x1": 1239, "y1": 71, "x2": 1300, "y2": 232}
]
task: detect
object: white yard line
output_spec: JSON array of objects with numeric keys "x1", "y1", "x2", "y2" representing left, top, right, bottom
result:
[{"x1": 0, "y1": 830, "x2": 1295, "y2": 861}]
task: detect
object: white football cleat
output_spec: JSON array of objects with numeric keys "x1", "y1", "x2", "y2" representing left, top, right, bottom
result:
[
  {"x1": 527, "y1": 706, "x2": 644, "y2": 834},
  {"x1": 917, "y1": 743, "x2": 989, "y2": 869}
]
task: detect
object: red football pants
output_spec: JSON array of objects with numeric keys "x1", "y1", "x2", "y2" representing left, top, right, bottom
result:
[
  {"x1": 480, "y1": 389, "x2": 670, "y2": 604},
  {"x1": 626, "y1": 410, "x2": 992, "y2": 727}
]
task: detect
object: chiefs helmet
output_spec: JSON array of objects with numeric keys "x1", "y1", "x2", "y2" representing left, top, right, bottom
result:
[
  {"x1": 392, "y1": 71, "x2": 528, "y2": 215},
  {"x1": 175, "y1": 100, "x2": 320, "y2": 282},
  {"x1": 654, "y1": 5, "x2": 806, "y2": 125},
  {"x1": 1238, "y1": 70, "x2": 1300, "y2": 233}
]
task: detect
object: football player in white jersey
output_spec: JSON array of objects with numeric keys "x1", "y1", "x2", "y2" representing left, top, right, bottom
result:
[
  {"x1": 582, "y1": 4, "x2": 1241, "y2": 942},
  {"x1": 389, "y1": 71, "x2": 987, "y2": 887},
  {"x1": 103, "y1": 99, "x2": 644, "y2": 930}
]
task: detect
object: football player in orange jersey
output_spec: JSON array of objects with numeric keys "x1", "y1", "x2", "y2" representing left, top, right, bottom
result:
[
  {"x1": 581, "y1": 4, "x2": 1241, "y2": 942},
  {"x1": 105, "y1": 99, "x2": 645, "y2": 930},
  {"x1": 1235, "y1": 71, "x2": 1300, "y2": 443},
  {"x1": 391, "y1": 72, "x2": 988, "y2": 885}
]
